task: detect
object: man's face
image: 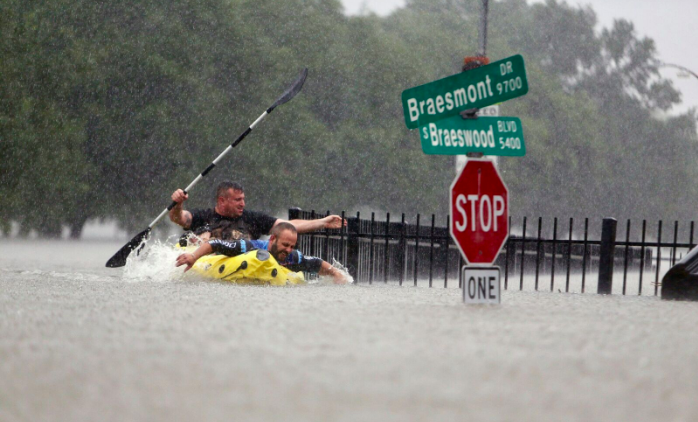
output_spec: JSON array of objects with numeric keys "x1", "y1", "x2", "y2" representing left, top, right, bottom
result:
[
  {"x1": 217, "y1": 189, "x2": 245, "y2": 218},
  {"x1": 269, "y1": 229, "x2": 297, "y2": 262}
]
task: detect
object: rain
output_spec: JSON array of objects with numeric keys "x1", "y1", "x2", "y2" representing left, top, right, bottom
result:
[{"x1": 1, "y1": 0, "x2": 698, "y2": 420}]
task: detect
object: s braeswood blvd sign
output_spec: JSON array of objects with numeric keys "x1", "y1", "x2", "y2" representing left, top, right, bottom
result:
[
  {"x1": 419, "y1": 116, "x2": 525, "y2": 156},
  {"x1": 401, "y1": 54, "x2": 528, "y2": 129}
]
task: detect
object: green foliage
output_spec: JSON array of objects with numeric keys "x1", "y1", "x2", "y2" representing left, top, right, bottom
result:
[{"x1": 1, "y1": 0, "x2": 696, "y2": 238}]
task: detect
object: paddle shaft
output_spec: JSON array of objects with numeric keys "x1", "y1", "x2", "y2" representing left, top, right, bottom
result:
[{"x1": 150, "y1": 110, "x2": 271, "y2": 229}]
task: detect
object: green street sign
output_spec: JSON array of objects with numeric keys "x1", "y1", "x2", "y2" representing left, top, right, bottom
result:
[
  {"x1": 419, "y1": 116, "x2": 525, "y2": 156},
  {"x1": 401, "y1": 54, "x2": 528, "y2": 129}
]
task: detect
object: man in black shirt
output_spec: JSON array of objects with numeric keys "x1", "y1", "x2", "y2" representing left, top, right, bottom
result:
[{"x1": 169, "y1": 181, "x2": 345, "y2": 241}]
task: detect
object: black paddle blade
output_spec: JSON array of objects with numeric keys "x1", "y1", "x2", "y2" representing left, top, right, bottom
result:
[
  {"x1": 269, "y1": 68, "x2": 308, "y2": 111},
  {"x1": 105, "y1": 227, "x2": 152, "y2": 268}
]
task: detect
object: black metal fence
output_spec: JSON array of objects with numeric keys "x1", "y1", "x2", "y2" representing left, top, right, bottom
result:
[{"x1": 289, "y1": 209, "x2": 696, "y2": 295}]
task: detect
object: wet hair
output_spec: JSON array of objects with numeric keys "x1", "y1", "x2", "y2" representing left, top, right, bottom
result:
[
  {"x1": 270, "y1": 222, "x2": 297, "y2": 238},
  {"x1": 215, "y1": 181, "x2": 244, "y2": 200}
]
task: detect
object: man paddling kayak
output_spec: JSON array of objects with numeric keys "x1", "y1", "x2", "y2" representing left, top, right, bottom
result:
[
  {"x1": 176, "y1": 222, "x2": 349, "y2": 284},
  {"x1": 170, "y1": 181, "x2": 345, "y2": 241}
]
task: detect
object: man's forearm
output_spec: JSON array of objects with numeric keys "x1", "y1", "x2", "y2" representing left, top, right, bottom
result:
[
  {"x1": 275, "y1": 215, "x2": 344, "y2": 234},
  {"x1": 289, "y1": 219, "x2": 326, "y2": 233},
  {"x1": 169, "y1": 204, "x2": 192, "y2": 228},
  {"x1": 177, "y1": 241, "x2": 213, "y2": 270},
  {"x1": 318, "y1": 261, "x2": 336, "y2": 276},
  {"x1": 209, "y1": 239, "x2": 247, "y2": 257},
  {"x1": 192, "y1": 242, "x2": 214, "y2": 260},
  {"x1": 319, "y1": 260, "x2": 348, "y2": 284}
]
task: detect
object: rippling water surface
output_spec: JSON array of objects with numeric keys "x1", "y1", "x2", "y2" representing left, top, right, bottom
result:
[{"x1": 1, "y1": 239, "x2": 697, "y2": 422}]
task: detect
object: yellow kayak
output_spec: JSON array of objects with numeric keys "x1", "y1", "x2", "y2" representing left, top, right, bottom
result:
[{"x1": 184, "y1": 247, "x2": 305, "y2": 286}]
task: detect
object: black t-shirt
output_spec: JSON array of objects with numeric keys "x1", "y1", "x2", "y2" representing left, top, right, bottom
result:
[{"x1": 189, "y1": 208, "x2": 277, "y2": 240}]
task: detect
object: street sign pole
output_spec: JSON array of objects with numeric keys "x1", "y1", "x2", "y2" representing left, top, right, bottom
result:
[
  {"x1": 456, "y1": 105, "x2": 499, "y2": 174},
  {"x1": 399, "y1": 47, "x2": 526, "y2": 307},
  {"x1": 478, "y1": 0, "x2": 489, "y2": 57}
]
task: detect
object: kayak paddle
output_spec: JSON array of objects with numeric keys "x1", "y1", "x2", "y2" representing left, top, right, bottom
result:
[{"x1": 106, "y1": 68, "x2": 309, "y2": 268}]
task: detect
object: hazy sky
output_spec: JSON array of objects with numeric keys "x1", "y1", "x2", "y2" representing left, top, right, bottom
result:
[{"x1": 340, "y1": 0, "x2": 698, "y2": 115}]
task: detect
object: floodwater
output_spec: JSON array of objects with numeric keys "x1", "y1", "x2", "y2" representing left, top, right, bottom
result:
[{"x1": 1, "y1": 239, "x2": 698, "y2": 422}]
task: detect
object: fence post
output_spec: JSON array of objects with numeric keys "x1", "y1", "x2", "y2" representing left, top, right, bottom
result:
[
  {"x1": 597, "y1": 217, "x2": 617, "y2": 294},
  {"x1": 346, "y1": 214, "x2": 361, "y2": 282},
  {"x1": 288, "y1": 207, "x2": 301, "y2": 220}
]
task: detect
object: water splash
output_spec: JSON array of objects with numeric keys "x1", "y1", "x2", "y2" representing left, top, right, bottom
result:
[
  {"x1": 310, "y1": 257, "x2": 354, "y2": 285},
  {"x1": 331, "y1": 258, "x2": 354, "y2": 284},
  {"x1": 122, "y1": 237, "x2": 186, "y2": 283}
]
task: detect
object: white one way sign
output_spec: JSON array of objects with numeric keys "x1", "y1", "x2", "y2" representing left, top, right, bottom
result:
[{"x1": 462, "y1": 267, "x2": 501, "y2": 305}]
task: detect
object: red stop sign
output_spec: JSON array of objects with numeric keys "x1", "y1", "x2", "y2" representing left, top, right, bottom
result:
[{"x1": 450, "y1": 158, "x2": 509, "y2": 265}]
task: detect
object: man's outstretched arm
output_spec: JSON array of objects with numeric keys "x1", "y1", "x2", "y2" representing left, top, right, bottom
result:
[
  {"x1": 318, "y1": 260, "x2": 350, "y2": 285},
  {"x1": 276, "y1": 215, "x2": 346, "y2": 234},
  {"x1": 175, "y1": 242, "x2": 213, "y2": 272},
  {"x1": 176, "y1": 239, "x2": 250, "y2": 272}
]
